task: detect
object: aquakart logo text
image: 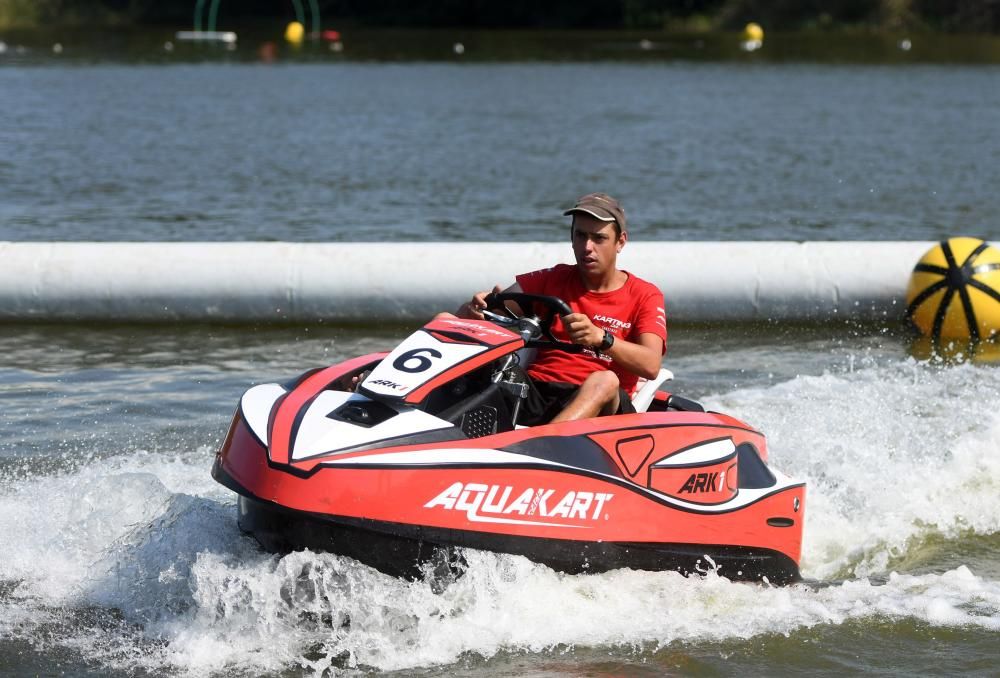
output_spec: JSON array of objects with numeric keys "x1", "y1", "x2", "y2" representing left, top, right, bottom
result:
[{"x1": 425, "y1": 482, "x2": 613, "y2": 528}]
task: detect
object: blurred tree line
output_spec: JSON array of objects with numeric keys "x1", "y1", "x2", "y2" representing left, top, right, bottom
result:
[{"x1": 1, "y1": 0, "x2": 998, "y2": 32}]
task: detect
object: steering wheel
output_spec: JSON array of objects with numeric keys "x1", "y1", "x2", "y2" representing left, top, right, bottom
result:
[{"x1": 483, "y1": 292, "x2": 582, "y2": 353}]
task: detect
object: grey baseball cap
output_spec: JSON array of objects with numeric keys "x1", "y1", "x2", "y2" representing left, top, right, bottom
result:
[{"x1": 563, "y1": 192, "x2": 626, "y2": 231}]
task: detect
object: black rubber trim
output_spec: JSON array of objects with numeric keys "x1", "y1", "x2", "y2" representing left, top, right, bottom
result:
[
  {"x1": 503, "y1": 435, "x2": 623, "y2": 478},
  {"x1": 766, "y1": 517, "x2": 795, "y2": 528},
  {"x1": 234, "y1": 492, "x2": 802, "y2": 583}
]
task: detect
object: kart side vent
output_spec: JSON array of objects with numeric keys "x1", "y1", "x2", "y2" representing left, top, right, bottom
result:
[
  {"x1": 736, "y1": 442, "x2": 776, "y2": 489},
  {"x1": 328, "y1": 400, "x2": 397, "y2": 428},
  {"x1": 461, "y1": 406, "x2": 498, "y2": 438}
]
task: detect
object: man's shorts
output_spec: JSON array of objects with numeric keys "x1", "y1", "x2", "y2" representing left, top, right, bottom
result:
[{"x1": 518, "y1": 376, "x2": 636, "y2": 427}]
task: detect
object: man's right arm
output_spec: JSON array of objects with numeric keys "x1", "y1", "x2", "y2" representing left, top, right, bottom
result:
[{"x1": 456, "y1": 282, "x2": 522, "y2": 319}]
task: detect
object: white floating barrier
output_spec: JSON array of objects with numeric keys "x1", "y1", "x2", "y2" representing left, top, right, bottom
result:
[{"x1": 0, "y1": 241, "x2": 932, "y2": 323}]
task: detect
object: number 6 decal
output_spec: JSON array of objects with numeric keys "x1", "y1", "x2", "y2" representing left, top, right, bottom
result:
[{"x1": 392, "y1": 348, "x2": 443, "y2": 373}]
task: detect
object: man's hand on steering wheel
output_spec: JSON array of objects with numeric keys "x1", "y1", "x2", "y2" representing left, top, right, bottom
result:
[
  {"x1": 478, "y1": 291, "x2": 584, "y2": 353},
  {"x1": 561, "y1": 313, "x2": 604, "y2": 348},
  {"x1": 458, "y1": 284, "x2": 503, "y2": 320}
]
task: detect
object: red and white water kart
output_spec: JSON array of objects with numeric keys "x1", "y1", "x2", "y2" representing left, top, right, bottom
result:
[{"x1": 213, "y1": 293, "x2": 806, "y2": 583}]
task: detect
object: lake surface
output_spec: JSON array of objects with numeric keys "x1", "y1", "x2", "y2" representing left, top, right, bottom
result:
[
  {"x1": 2, "y1": 39, "x2": 1000, "y2": 243},
  {"x1": 2, "y1": 323, "x2": 1000, "y2": 676},
  {"x1": 2, "y1": 32, "x2": 1000, "y2": 677}
]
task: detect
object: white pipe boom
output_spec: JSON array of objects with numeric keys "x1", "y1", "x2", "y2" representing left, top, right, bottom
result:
[{"x1": 0, "y1": 241, "x2": 931, "y2": 323}]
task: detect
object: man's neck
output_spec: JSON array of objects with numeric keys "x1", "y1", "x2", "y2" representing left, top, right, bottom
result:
[{"x1": 577, "y1": 267, "x2": 627, "y2": 293}]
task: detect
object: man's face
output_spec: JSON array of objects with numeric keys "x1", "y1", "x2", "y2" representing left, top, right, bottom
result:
[{"x1": 571, "y1": 214, "x2": 625, "y2": 278}]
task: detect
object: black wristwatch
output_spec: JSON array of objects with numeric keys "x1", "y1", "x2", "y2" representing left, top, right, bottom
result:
[{"x1": 598, "y1": 329, "x2": 615, "y2": 353}]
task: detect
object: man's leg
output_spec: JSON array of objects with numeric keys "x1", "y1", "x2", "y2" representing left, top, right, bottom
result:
[{"x1": 550, "y1": 371, "x2": 621, "y2": 423}]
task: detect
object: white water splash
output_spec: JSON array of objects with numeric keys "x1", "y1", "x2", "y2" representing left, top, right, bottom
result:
[
  {"x1": 705, "y1": 358, "x2": 1000, "y2": 580},
  {"x1": 2, "y1": 359, "x2": 999, "y2": 675},
  {"x1": 43, "y1": 551, "x2": 1000, "y2": 676}
]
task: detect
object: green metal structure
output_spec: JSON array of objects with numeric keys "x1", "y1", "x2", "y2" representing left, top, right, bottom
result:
[{"x1": 193, "y1": 0, "x2": 321, "y2": 34}]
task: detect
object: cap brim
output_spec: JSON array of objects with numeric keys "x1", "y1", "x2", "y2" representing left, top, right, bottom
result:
[{"x1": 563, "y1": 207, "x2": 616, "y2": 222}]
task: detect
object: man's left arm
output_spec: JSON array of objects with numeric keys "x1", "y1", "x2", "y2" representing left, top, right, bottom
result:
[
  {"x1": 561, "y1": 314, "x2": 662, "y2": 380},
  {"x1": 601, "y1": 331, "x2": 663, "y2": 380}
]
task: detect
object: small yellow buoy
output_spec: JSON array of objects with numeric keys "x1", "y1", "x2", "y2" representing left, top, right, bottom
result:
[
  {"x1": 739, "y1": 22, "x2": 764, "y2": 52},
  {"x1": 906, "y1": 237, "x2": 1000, "y2": 343},
  {"x1": 742, "y1": 22, "x2": 764, "y2": 43},
  {"x1": 284, "y1": 21, "x2": 305, "y2": 45}
]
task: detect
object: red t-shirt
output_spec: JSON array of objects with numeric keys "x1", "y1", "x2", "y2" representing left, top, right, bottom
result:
[{"x1": 515, "y1": 264, "x2": 667, "y2": 394}]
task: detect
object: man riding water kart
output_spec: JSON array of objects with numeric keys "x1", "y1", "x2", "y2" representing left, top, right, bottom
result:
[
  {"x1": 455, "y1": 193, "x2": 667, "y2": 425},
  {"x1": 216, "y1": 196, "x2": 804, "y2": 580}
]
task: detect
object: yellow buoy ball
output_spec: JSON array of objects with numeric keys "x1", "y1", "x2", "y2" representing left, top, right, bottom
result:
[
  {"x1": 742, "y1": 22, "x2": 764, "y2": 43},
  {"x1": 284, "y1": 21, "x2": 305, "y2": 44},
  {"x1": 906, "y1": 237, "x2": 1000, "y2": 342}
]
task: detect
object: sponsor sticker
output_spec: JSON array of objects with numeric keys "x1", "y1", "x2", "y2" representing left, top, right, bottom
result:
[
  {"x1": 592, "y1": 314, "x2": 632, "y2": 330},
  {"x1": 424, "y1": 482, "x2": 613, "y2": 527},
  {"x1": 368, "y1": 379, "x2": 406, "y2": 390},
  {"x1": 439, "y1": 319, "x2": 513, "y2": 338},
  {"x1": 678, "y1": 471, "x2": 725, "y2": 494}
]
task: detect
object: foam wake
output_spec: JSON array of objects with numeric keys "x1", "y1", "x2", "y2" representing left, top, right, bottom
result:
[
  {"x1": 1, "y1": 359, "x2": 998, "y2": 674},
  {"x1": 705, "y1": 358, "x2": 1000, "y2": 580}
]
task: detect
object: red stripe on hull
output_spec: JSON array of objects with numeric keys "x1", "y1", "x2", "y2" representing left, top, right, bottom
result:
[{"x1": 267, "y1": 352, "x2": 387, "y2": 465}]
